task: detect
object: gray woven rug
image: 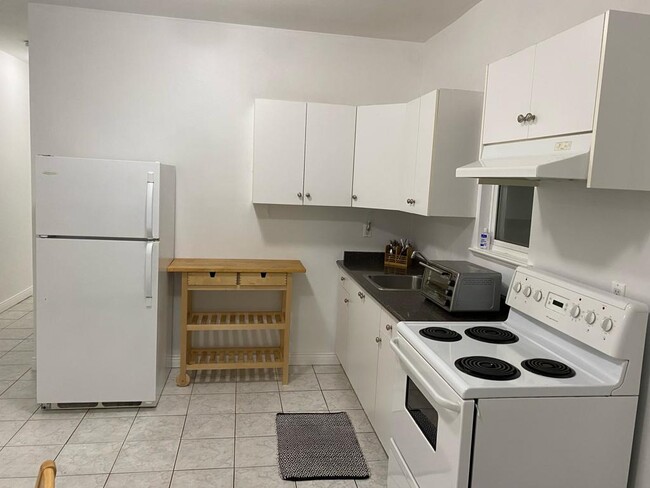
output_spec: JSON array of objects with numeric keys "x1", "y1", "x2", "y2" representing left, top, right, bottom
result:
[{"x1": 276, "y1": 412, "x2": 370, "y2": 481}]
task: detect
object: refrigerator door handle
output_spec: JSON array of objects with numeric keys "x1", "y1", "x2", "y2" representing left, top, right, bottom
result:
[
  {"x1": 145, "y1": 172, "x2": 155, "y2": 238},
  {"x1": 145, "y1": 242, "x2": 154, "y2": 307}
]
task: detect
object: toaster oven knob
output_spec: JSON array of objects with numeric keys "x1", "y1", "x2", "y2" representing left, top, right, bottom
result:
[
  {"x1": 513, "y1": 282, "x2": 522, "y2": 293},
  {"x1": 534, "y1": 290, "x2": 543, "y2": 302},
  {"x1": 445, "y1": 289, "x2": 453, "y2": 297},
  {"x1": 570, "y1": 305, "x2": 581, "y2": 318},
  {"x1": 585, "y1": 311, "x2": 596, "y2": 325},
  {"x1": 601, "y1": 318, "x2": 614, "y2": 332},
  {"x1": 523, "y1": 286, "x2": 532, "y2": 297}
]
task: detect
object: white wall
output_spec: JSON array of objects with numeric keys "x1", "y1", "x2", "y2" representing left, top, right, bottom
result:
[
  {"x1": 28, "y1": 4, "x2": 422, "y2": 364},
  {"x1": 0, "y1": 49, "x2": 32, "y2": 311},
  {"x1": 416, "y1": 2, "x2": 650, "y2": 486}
]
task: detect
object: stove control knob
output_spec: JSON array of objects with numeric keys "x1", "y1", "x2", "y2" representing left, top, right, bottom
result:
[
  {"x1": 570, "y1": 305, "x2": 581, "y2": 318},
  {"x1": 585, "y1": 311, "x2": 597, "y2": 325},
  {"x1": 601, "y1": 318, "x2": 614, "y2": 333},
  {"x1": 513, "y1": 282, "x2": 522, "y2": 293},
  {"x1": 523, "y1": 286, "x2": 532, "y2": 297},
  {"x1": 534, "y1": 290, "x2": 543, "y2": 302}
]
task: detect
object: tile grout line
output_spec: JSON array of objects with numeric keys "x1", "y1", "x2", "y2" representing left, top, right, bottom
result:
[{"x1": 167, "y1": 368, "x2": 189, "y2": 488}]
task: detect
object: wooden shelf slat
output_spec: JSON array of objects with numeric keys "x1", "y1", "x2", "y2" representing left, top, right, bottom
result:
[
  {"x1": 187, "y1": 285, "x2": 288, "y2": 291},
  {"x1": 187, "y1": 347, "x2": 284, "y2": 370},
  {"x1": 186, "y1": 312, "x2": 286, "y2": 331}
]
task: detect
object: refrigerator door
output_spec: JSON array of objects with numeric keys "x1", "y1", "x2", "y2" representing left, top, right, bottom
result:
[
  {"x1": 36, "y1": 238, "x2": 160, "y2": 404},
  {"x1": 34, "y1": 156, "x2": 160, "y2": 239}
]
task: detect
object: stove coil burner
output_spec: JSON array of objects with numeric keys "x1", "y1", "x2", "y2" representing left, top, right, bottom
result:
[
  {"x1": 464, "y1": 326, "x2": 519, "y2": 344},
  {"x1": 455, "y1": 356, "x2": 521, "y2": 381},
  {"x1": 521, "y1": 358, "x2": 576, "y2": 378},
  {"x1": 419, "y1": 327, "x2": 462, "y2": 342}
]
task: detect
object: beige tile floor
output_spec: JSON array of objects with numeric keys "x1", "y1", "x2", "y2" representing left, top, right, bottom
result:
[{"x1": 0, "y1": 298, "x2": 388, "y2": 487}]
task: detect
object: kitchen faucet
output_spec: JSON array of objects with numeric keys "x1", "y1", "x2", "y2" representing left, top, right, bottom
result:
[{"x1": 411, "y1": 250, "x2": 429, "y2": 264}]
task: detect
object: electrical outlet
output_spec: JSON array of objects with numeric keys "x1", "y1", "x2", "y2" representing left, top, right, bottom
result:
[
  {"x1": 362, "y1": 221, "x2": 372, "y2": 238},
  {"x1": 611, "y1": 281, "x2": 626, "y2": 297}
]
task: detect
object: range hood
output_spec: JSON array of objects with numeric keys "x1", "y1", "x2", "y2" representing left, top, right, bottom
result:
[{"x1": 456, "y1": 134, "x2": 592, "y2": 183}]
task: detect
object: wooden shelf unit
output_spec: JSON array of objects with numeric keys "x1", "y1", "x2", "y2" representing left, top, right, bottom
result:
[{"x1": 168, "y1": 259, "x2": 306, "y2": 386}]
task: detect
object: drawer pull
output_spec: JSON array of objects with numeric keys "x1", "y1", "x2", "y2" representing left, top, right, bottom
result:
[
  {"x1": 261, "y1": 272, "x2": 267, "y2": 278},
  {"x1": 209, "y1": 272, "x2": 216, "y2": 278}
]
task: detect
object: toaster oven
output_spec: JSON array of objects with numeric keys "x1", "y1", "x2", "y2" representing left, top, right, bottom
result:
[{"x1": 420, "y1": 260, "x2": 501, "y2": 312}]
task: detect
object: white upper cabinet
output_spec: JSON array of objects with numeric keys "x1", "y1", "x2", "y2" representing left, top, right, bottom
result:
[
  {"x1": 406, "y1": 89, "x2": 483, "y2": 217},
  {"x1": 304, "y1": 103, "x2": 356, "y2": 207},
  {"x1": 253, "y1": 100, "x2": 356, "y2": 206},
  {"x1": 253, "y1": 99, "x2": 306, "y2": 205},
  {"x1": 482, "y1": 14, "x2": 606, "y2": 145},
  {"x1": 352, "y1": 103, "x2": 406, "y2": 210},
  {"x1": 528, "y1": 14, "x2": 605, "y2": 139},
  {"x1": 482, "y1": 46, "x2": 535, "y2": 145}
]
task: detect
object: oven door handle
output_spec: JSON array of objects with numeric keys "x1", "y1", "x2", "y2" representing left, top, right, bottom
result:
[{"x1": 390, "y1": 338, "x2": 461, "y2": 413}]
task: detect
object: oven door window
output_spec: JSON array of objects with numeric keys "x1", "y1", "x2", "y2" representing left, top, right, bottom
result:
[{"x1": 405, "y1": 377, "x2": 438, "y2": 450}]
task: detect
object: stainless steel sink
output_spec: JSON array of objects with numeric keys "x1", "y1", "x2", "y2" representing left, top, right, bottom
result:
[{"x1": 365, "y1": 274, "x2": 423, "y2": 291}]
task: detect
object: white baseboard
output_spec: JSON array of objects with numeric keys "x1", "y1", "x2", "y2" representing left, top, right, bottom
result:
[
  {"x1": 0, "y1": 287, "x2": 33, "y2": 313},
  {"x1": 170, "y1": 353, "x2": 339, "y2": 369}
]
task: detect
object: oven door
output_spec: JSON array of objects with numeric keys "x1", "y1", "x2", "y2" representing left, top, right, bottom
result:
[{"x1": 389, "y1": 336, "x2": 474, "y2": 488}]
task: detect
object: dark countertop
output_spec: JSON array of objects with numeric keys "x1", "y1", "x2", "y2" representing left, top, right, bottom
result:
[{"x1": 337, "y1": 252, "x2": 509, "y2": 322}]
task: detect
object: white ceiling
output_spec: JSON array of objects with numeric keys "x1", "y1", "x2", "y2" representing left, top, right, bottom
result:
[{"x1": 0, "y1": 0, "x2": 481, "y2": 61}]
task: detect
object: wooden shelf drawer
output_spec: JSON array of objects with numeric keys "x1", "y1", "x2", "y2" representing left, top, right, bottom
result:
[
  {"x1": 188, "y1": 272, "x2": 238, "y2": 287},
  {"x1": 239, "y1": 272, "x2": 287, "y2": 286}
]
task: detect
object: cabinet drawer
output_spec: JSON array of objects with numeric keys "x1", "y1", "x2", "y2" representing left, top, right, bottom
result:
[
  {"x1": 239, "y1": 272, "x2": 287, "y2": 286},
  {"x1": 187, "y1": 272, "x2": 238, "y2": 287}
]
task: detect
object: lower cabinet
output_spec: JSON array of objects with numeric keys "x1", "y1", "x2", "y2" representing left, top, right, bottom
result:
[
  {"x1": 335, "y1": 271, "x2": 401, "y2": 449},
  {"x1": 346, "y1": 279, "x2": 381, "y2": 422},
  {"x1": 373, "y1": 311, "x2": 399, "y2": 450}
]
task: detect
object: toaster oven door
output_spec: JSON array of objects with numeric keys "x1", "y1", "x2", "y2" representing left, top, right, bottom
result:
[{"x1": 422, "y1": 265, "x2": 455, "y2": 309}]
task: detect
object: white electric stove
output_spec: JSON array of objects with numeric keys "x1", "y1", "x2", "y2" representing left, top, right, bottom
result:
[{"x1": 388, "y1": 266, "x2": 648, "y2": 488}]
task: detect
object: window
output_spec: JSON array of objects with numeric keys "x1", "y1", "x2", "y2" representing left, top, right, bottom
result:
[{"x1": 494, "y1": 185, "x2": 534, "y2": 248}]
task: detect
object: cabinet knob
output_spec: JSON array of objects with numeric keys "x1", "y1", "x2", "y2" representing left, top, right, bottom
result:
[
  {"x1": 411, "y1": 199, "x2": 415, "y2": 205},
  {"x1": 358, "y1": 291, "x2": 365, "y2": 299},
  {"x1": 352, "y1": 194, "x2": 358, "y2": 200},
  {"x1": 525, "y1": 113, "x2": 536, "y2": 123},
  {"x1": 517, "y1": 114, "x2": 526, "y2": 123},
  {"x1": 375, "y1": 336, "x2": 382, "y2": 344},
  {"x1": 385, "y1": 324, "x2": 393, "y2": 331},
  {"x1": 344, "y1": 298, "x2": 349, "y2": 304},
  {"x1": 340, "y1": 276, "x2": 345, "y2": 281},
  {"x1": 305, "y1": 193, "x2": 311, "y2": 198},
  {"x1": 297, "y1": 192, "x2": 303, "y2": 198}
]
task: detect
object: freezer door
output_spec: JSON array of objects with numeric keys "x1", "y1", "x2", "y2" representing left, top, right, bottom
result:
[
  {"x1": 35, "y1": 156, "x2": 160, "y2": 239},
  {"x1": 36, "y1": 238, "x2": 160, "y2": 404}
]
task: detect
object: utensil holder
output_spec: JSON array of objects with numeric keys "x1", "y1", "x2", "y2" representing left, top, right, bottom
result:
[{"x1": 384, "y1": 245, "x2": 413, "y2": 271}]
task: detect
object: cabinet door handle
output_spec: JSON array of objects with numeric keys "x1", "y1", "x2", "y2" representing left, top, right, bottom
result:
[
  {"x1": 410, "y1": 199, "x2": 415, "y2": 205},
  {"x1": 344, "y1": 298, "x2": 349, "y2": 303},
  {"x1": 517, "y1": 114, "x2": 526, "y2": 123},
  {"x1": 305, "y1": 193, "x2": 311, "y2": 198},
  {"x1": 352, "y1": 195, "x2": 358, "y2": 200},
  {"x1": 297, "y1": 192, "x2": 303, "y2": 198},
  {"x1": 340, "y1": 276, "x2": 345, "y2": 281},
  {"x1": 375, "y1": 336, "x2": 382, "y2": 344},
  {"x1": 358, "y1": 291, "x2": 365, "y2": 299},
  {"x1": 385, "y1": 324, "x2": 393, "y2": 331},
  {"x1": 525, "y1": 112, "x2": 536, "y2": 123}
]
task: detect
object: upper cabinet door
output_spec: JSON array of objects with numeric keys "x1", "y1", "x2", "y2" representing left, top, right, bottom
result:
[
  {"x1": 482, "y1": 46, "x2": 536, "y2": 144},
  {"x1": 411, "y1": 91, "x2": 438, "y2": 216},
  {"x1": 253, "y1": 99, "x2": 306, "y2": 205},
  {"x1": 304, "y1": 103, "x2": 356, "y2": 207},
  {"x1": 399, "y1": 98, "x2": 421, "y2": 213},
  {"x1": 352, "y1": 103, "x2": 406, "y2": 210},
  {"x1": 528, "y1": 14, "x2": 605, "y2": 139}
]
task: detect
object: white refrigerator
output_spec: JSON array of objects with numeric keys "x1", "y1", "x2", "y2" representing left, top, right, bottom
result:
[{"x1": 34, "y1": 156, "x2": 176, "y2": 407}]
